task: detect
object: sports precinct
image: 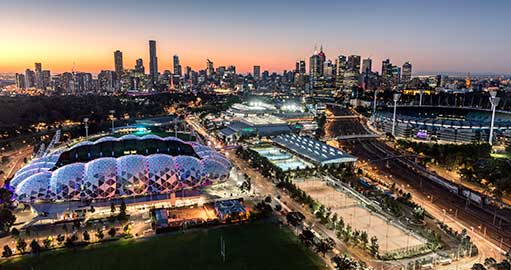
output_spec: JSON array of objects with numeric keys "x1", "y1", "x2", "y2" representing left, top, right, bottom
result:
[
  {"x1": 8, "y1": 134, "x2": 231, "y2": 216},
  {"x1": 373, "y1": 105, "x2": 511, "y2": 143}
]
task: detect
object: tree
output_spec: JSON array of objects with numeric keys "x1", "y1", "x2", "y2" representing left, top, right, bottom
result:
[
  {"x1": 56, "y1": 234, "x2": 65, "y2": 245},
  {"x1": 16, "y1": 238, "x2": 27, "y2": 254},
  {"x1": 485, "y1": 257, "x2": 497, "y2": 267},
  {"x1": 118, "y1": 200, "x2": 127, "y2": 221},
  {"x1": 83, "y1": 230, "x2": 90, "y2": 241},
  {"x1": 65, "y1": 234, "x2": 78, "y2": 248},
  {"x1": 90, "y1": 205, "x2": 95, "y2": 213},
  {"x1": 360, "y1": 231, "x2": 369, "y2": 248},
  {"x1": 369, "y1": 236, "x2": 379, "y2": 257},
  {"x1": 43, "y1": 237, "x2": 53, "y2": 249},
  {"x1": 110, "y1": 202, "x2": 116, "y2": 214},
  {"x1": 0, "y1": 188, "x2": 12, "y2": 205},
  {"x1": 108, "y1": 227, "x2": 116, "y2": 238},
  {"x1": 96, "y1": 229, "x2": 104, "y2": 241},
  {"x1": 471, "y1": 263, "x2": 487, "y2": 270},
  {"x1": 2, "y1": 245, "x2": 13, "y2": 257},
  {"x1": 30, "y1": 239, "x2": 41, "y2": 255},
  {"x1": 10, "y1": 227, "x2": 20, "y2": 238},
  {"x1": 0, "y1": 208, "x2": 16, "y2": 233}
]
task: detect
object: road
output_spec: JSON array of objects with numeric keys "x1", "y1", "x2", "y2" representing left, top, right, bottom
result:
[
  {"x1": 350, "y1": 139, "x2": 507, "y2": 267},
  {"x1": 0, "y1": 146, "x2": 33, "y2": 186}
]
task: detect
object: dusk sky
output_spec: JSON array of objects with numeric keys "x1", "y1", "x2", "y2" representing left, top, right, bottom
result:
[{"x1": 1, "y1": 0, "x2": 510, "y2": 74}]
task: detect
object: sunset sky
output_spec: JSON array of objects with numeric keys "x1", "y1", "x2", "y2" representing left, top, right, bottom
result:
[{"x1": 1, "y1": 0, "x2": 510, "y2": 74}]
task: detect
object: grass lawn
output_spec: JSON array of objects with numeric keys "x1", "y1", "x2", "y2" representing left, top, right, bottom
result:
[{"x1": 1, "y1": 222, "x2": 325, "y2": 270}]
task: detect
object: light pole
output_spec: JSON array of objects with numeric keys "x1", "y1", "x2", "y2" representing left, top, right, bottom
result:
[
  {"x1": 83, "y1": 118, "x2": 89, "y2": 139},
  {"x1": 392, "y1": 93, "x2": 401, "y2": 137},
  {"x1": 109, "y1": 110, "x2": 115, "y2": 134},
  {"x1": 488, "y1": 91, "x2": 500, "y2": 146},
  {"x1": 372, "y1": 89, "x2": 378, "y2": 121},
  {"x1": 419, "y1": 89, "x2": 424, "y2": 107}
]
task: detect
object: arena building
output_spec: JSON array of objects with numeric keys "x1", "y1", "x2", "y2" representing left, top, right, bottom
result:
[
  {"x1": 373, "y1": 106, "x2": 511, "y2": 144},
  {"x1": 9, "y1": 134, "x2": 231, "y2": 204}
]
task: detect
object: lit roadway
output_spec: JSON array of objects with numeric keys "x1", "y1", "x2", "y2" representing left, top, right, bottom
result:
[
  {"x1": 352, "y1": 140, "x2": 505, "y2": 269},
  {"x1": 0, "y1": 146, "x2": 33, "y2": 186},
  {"x1": 185, "y1": 115, "x2": 399, "y2": 270}
]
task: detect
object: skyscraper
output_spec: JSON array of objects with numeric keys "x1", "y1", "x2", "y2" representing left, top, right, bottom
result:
[
  {"x1": 362, "y1": 58, "x2": 372, "y2": 74},
  {"x1": 135, "y1": 58, "x2": 144, "y2": 73},
  {"x1": 335, "y1": 55, "x2": 347, "y2": 90},
  {"x1": 25, "y1": 69, "x2": 35, "y2": 88},
  {"x1": 35, "y1": 63, "x2": 42, "y2": 89},
  {"x1": 149, "y1": 40, "x2": 158, "y2": 84},
  {"x1": 401, "y1": 62, "x2": 412, "y2": 82},
  {"x1": 173, "y1": 55, "x2": 181, "y2": 76},
  {"x1": 253, "y1": 65, "x2": 260, "y2": 80},
  {"x1": 298, "y1": 60, "x2": 306, "y2": 74},
  {"x1": 381, "y1": 59, "x2": 394, "y2": 89},
  {"x1": 114, "y1": 50, "x2": 123, "y2": 76},
  {"x1": 206, "y1": 59, "x2": 214, "y2": 77},
  {"x1": 15, "y1": 73, "x2": 25, "y2": 89}
]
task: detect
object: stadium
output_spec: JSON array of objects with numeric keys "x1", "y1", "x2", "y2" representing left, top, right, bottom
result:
[
  {"x1": 373, "y1": 105, "x2": 511, "y2": 143},
  {"x1": 8, "y1": 134, "x2": 231, "y2": 204}
]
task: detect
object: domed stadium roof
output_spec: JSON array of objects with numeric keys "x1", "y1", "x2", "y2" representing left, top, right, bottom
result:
[{"x1": 13, "y1": 136, "x2": 231, "y2": 203}]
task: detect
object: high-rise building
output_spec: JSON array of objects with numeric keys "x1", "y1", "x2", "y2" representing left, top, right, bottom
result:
[
  {"x1": 381, "y1": 59, "x2": 394, "y2": 89},
  {"x1": 401, "y1": 62, "x2": 412, "y2": 82},
  {"x1": 206, "y1": 59, "x2": 214, "y2": 77},
  {"x1": 335, "y1": 55, "x2": 347, "y2": 90},
  {"x1": 135, "y1": 58, "x2": 144, "y2": 73},
  {"x1": 362, "y1": 58, "x2": 372, "y2": 74},
  {"x1": 347, "y1": 55, "x2": 361, "y2": 73},
  {"x1": 34, "y1": 63, "x2": 42, "y2": 89},
  {"x1": 149, "y1": 40, "x2": 158, "y2": 84},
  {"x1": 98, "y1": 70, "x2": 116, "y2": 93},
  {"x1": 15, "y1": 73, "x2": 26, "y2": 89},
  {"x1": 298, "y1": 60, "x2": 306, "y2": 74},
  {"x1": 253, "y1": 65, "x2": 260, "y2": 80},
  {"x1": 173, "y1": 55, "x2": 181, "y2": 76},
  {"x1": 25, "y1": 69, "x2": 35, "y2": 88},
  {"x1": 41, "y1": 70, "x2": 50, "y2": 89},
  {"x1": 114, "y1": 50, "x2": 123, "y2": 76}
]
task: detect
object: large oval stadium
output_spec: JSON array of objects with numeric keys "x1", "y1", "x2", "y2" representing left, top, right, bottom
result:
[
  {"x1": 373, "y1": 106, "x2": 511, "y2": 143},
  {"x1": 8, "y1": 134, "x2": 231, "y2": 203}
]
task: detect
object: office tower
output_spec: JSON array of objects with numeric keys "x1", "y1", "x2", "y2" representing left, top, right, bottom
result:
[
  {"x1": 362, "y1": 58, "x2": 372, "y2": 74},
  {"x1": 42, "y1": 70, "x2": 51, "y2": 89},
  {"x1": 401, "y1": 62, "x2": 412, "y2": 82},
  {"x1": 347, "y1": 55, "x2": 361, "y2": 73},
  {"x1": 98, "y1": 70, "x2": 116, "y2": 92},
  {"x1": 323, "y1": 60, "x2": 334, "y2": 79},
  {"x1": 16, "y1": 73, "x2": 26, "y2": 89},
  {"x1": 34, "y1": 62, "x2": 42, "y2": 89},
  {"x1": 206, "y1": 59, "x2": 214, "y2": 77},
  {"x1": 135, "y1": 58, "x2": 144, "y2": 73},
  {"x1": 25, "y1": 69, "x2": 35, "y2": 88},
  {"x1": 253, "y1": 65, "x2": 261, "y2": 80},
  {"x1": 309, "y1": 48, "x2": 323, "y2": 89},
  {"x1": 317, "y1": 45, "x2": 326, "y2": 72},
  {"x1": 343, "y1": 55, "x2": 361, "y2": 89},
  {"x1": 298, "y1": 60, "x2": 306, "y2": 74},
  {"x1": 381, "y1": 59, "x2": 393, "y2": 89},
  {"x1": 149, "y1": 40, "x2": 158, "y2": 84},
  {"x1": 114, "y1": 50, "x2": 123, "y2": 76},
  {"x1": 335, "y1": 55, "x2": 347, "y2": 90},
  {"x1": 173, "y1": 55, "x2": 181, "y2": 76},
  {"x1": 392, "y1": 66, "x2": 401, "y2": 85}
]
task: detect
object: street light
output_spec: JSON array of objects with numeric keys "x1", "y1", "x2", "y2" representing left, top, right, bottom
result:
[
  {"x1": 83, "y1": 118, "x2": 89, "y2": 139},
  {"x1": 392, "y1": 93, "x2": 401, "y2": 137},
  {"x1": 488, "y1": 91, "x2": 500, "y2": 146},
  {"x1": 109, "y1": 110, "x2": 115, "y2": 134}
]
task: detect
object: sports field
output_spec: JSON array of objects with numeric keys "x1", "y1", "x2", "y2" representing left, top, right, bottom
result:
[
  {"x1": 296, "y1": 179, "x2": 425, "y2": 253},
  {"x1": 1, "y1": 222, "x2": 325, "y2": 270}
]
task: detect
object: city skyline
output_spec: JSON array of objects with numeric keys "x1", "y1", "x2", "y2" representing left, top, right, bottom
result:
[{"x1": 1, "y1": 0, "x2": 511, "y2": 74}]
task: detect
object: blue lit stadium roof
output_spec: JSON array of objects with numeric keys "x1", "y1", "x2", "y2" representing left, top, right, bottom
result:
[{"x1": 272, "y1": 134, "x2": 357, "y2": 166}]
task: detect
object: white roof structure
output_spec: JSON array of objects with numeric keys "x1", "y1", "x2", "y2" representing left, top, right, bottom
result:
[{"x1": 272, "y1": 134, "x2": 357, "y2": 166}]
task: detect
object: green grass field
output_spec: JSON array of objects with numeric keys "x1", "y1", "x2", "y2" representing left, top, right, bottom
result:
[{"x1": 1, "y1": 223, "x2": 325, "y2": 270}]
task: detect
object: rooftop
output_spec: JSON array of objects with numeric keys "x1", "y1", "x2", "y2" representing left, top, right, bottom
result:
[{"x1": 272, "y1": 134, "x2": 357, "y2": 166}]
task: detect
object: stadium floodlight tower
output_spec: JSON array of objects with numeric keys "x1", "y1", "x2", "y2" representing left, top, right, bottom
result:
[
  {"x1": 83, "y1": 118, "x2": 89, "y2": 139},
  {"x1": 372, "y1": 89, "x2": 379, "y2": 121},
  {"x1": 392, "y1": 93, "x2": 401, "y2": 137},
  {"x1": 419, "y1": 89, "x2": 424, "y2": 107},
  {"x1": 488, "y1": 91, "x2": 500, "y2": 146},
  {"x1": 109, "y1": 110, "x2": 115, "y2": 134}
]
